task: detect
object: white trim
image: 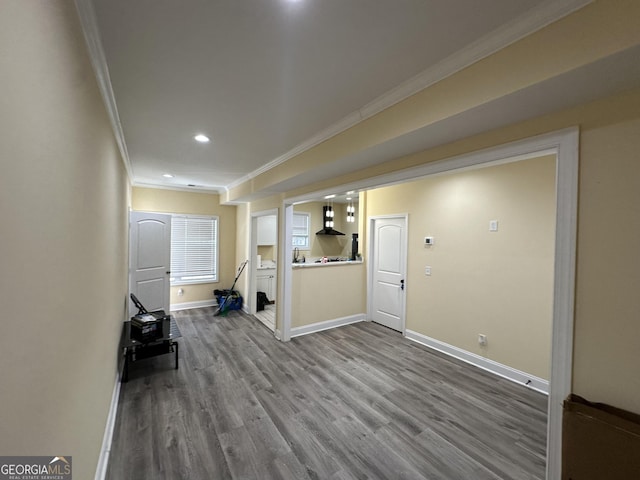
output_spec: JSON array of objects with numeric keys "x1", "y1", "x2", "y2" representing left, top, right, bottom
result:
[
  {"x1": 170, "y1": 299, "x2": 216, "y2": 312},
  {"x1": 94, "y1": 376, "x2": 121, "y2": 480},
  {"x1": 228, "y1": 0, "x2": 592, "y2": 192},
  {"x1": 131, "y1": 182, "x2": 224, "y2": 194},
  {"x1": 546, "y1": 126, "x2": 579, "y2": 480},
  {"x1": 249, "y1": 209, "x2": 279, "y2": 316},
  {"x1": 281, "y1": 204, "x2": 294, "y2": 342},
  {"x1": 290, "y1": 314, "x2": 366, "y2": 338},
  {"x1": 281, "y1": 127, "x2": 578, "y2": 480},
  {"x1": 405, "y1": 330, "x2": 549, "y2": 395},
  {"x1": 74, "y1": 0, "x2": 133, "y2": 181}
]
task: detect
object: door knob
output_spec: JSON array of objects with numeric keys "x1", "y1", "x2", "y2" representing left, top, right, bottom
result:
[{"x1": 400, "y1": 279, "x2": 405, "y2": 290}]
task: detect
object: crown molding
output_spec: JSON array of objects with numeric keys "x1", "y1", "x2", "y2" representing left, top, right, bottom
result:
[
  {"x1": 228, "y1": 0, "x2": 593, "y2": 193},
  {"x1": 74, "y1": 0, "x2": 133, "y2": 181},
  {"x1": 131, "y1": 182, "x2": 225, "y2": 194},
  {"x1": 77, "y1": 0, "x2": 592, "y2": 195}
]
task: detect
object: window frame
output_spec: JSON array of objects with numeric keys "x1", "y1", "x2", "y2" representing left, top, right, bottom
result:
[
  {"x1": 170, "y1": 214, "x2": 219, "y2": 286},
  {"x1": 292, "y1": 211, "x2": 310, "y2": 249}
]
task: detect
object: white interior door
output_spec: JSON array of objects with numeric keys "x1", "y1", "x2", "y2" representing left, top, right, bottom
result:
[
  {"x1": 370, "y1": 216, "x2": 407, "y2": 332},
  {"x1": 129, "y1": 211, "x2": 171, "y2": 317}
]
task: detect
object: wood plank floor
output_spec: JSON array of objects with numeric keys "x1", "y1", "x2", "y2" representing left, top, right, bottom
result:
[
  {"x1": 107, "y1": 308, "x2": 547, "y2": 480},
  {"x1": 254, "y1": 303, "x2": 276, "y2": 330}
]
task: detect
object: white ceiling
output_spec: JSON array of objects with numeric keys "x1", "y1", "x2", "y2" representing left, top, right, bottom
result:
[{"x1": 85, "y1": 0, "x2": 561, "y2": 192}]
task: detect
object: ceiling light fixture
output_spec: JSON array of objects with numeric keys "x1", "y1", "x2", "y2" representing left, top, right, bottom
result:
[
  {"x1": 194, "y1": 134, "x2": 210, "y2": 143},
  {"x1": 347, "y1": 202, "x2": 355, "y2": 223},
  {"x1": 162, "y1": 173, "x2": 174, "y2": 178},
  {"x1": 324, "y1": 194, "x2": 336, "y2": 199}
]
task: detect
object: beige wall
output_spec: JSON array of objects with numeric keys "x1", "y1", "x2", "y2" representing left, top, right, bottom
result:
[
  {"x1": 291, "y1": 264, "x2": 366, "y2": 328},
  {"x1": 229, "y1": 2, "x2": 640, "y2": 415},
  {"x1": 366, "y1": 156, "x2": 556, "y2": 379},
  {"x1": 245, "y1": 195, "x2": 363, "y2": 331},
  {"x1": 0, "y1": 2, "x2": 130, "y2": 479},
  {"x1": 229, "y1": 1, "x2": 640, "y2": 417},
  {"x1": 257, "y1": 245, "x2": 277, "y2": 262},
  {"x1": 573, "y1": 114, "x2": 640, "y2": 412},
  {"x1": 227, "y1": 1, "x2": 640, "y2": 202},
  {"x1": 221, "y1": 0, "x2": 640, "y2": 414},
  {"x1": 277, "y1": 88, "x2": 640, "y2": 413},
  {"x1": 288, "y1": 202, "x2": 364, "y2": 329},
  {"x1": 294, "y1": 202, "x2": 359, "y2": 259},
  {"x1": 3, "y1": 4, "x2": 638, "y2": 479},
  {"x1": 131, "y1": 187, "x2": 237, "y2": 305}
]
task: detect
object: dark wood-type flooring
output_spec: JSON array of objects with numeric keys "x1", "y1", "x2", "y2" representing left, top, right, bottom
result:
[{"x1": 107, "y1": 308, "x2": 547, "y2": 480}]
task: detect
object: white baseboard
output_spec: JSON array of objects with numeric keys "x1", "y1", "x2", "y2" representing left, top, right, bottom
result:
[
  {"x1": 405, "y1": 329, "x2": 549, "y2": 395},
  {"x1": 94, "y1": 376, "x2": 121, "y2": 480},
  {"x1": 291, "y1": 314, "x2": 366, "y2": 338},
  {"x1": 170, "y1": 299, "x2": 216, "y2": 312}
]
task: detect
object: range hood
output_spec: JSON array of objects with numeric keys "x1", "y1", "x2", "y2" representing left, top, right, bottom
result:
[
  {"x1": 316, "y1": 226, "x2": 345, "y2": 236},
  {"x1": 316, "y1": 205, "x2": 345, "y2": 235}
]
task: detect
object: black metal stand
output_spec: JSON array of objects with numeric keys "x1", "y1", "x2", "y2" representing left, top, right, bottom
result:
[{"x1": 121, "y1": 320, "x2": 179, "y2": 382}]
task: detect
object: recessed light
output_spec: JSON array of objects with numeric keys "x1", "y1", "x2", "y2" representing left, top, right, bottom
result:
[
  {"x1": 324, "y1": 194, "x2": 336, "y2": 199},
  {"x1": 162, "y1": 173, "x2": 174, "y2": 178},
  {"x1": 194, "y1": 134, "x2": 210, "y2": 143}
]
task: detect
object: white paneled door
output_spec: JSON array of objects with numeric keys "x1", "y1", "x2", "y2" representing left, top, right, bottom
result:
[
  {"x1": 129, "y1": 211, "x2": 171, "y2": 317},
  {"x1": 370, "y1": 216, "x2": 407, "y2": 332}
]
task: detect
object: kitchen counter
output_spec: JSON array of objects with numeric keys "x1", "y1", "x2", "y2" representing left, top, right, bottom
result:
[
  {"x1": 291, "y1": 259, "x2": 366, "y2": 329},
  {"x1": 292, "y1": 259, "x2": 363, "y2": 268},
  {"x1": 257, "y1": 261, "x2": 276, "y2": 270}
]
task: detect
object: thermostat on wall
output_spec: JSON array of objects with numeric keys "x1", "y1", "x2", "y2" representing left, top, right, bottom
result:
[{"x1": 424, "y1": 236, "x2": 434, "y2": 246}]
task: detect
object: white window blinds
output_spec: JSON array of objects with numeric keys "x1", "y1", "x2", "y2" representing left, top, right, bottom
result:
[
  {"x1": 292, "y1": 212, "x2": 310, "y2": 248},
  {"x1": 170, "y1": 215, "x2": 218, "y2": 284}
]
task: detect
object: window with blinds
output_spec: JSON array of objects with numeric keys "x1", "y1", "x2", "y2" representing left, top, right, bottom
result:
[
  {"x1": 170, "y1": 215, "x2": 218, "y2": 284},
  {"x1": 292, "y1": 212, "x2": 310, "y2": 249}
]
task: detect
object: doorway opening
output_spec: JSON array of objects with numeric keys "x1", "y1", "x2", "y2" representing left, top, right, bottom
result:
[
  {"x1": 250, "y1": 209, "x2": 278, "y2": 331},
  {"x1": 281, "y1": 128, "x2": 578, "y2": 479}
]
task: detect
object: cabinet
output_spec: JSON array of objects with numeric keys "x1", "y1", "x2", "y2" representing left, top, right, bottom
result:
[
  {"x1": 257, "y1": 215, "x2": 277, "y2": 245},
  {"x1": 256, "y1": 268, "x2": 276, "y2": 301}
]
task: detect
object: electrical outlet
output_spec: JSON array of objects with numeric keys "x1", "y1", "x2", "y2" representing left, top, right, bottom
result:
[
  {"x1": 178, "y1": 288, "x2": 184, "y2": 297},
  {"x1": 425, "y1": 266, "x2": 431, "y2": 276},
  {"x1": 478, "y1": 334, "x2": 487, "y2": 346}
]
